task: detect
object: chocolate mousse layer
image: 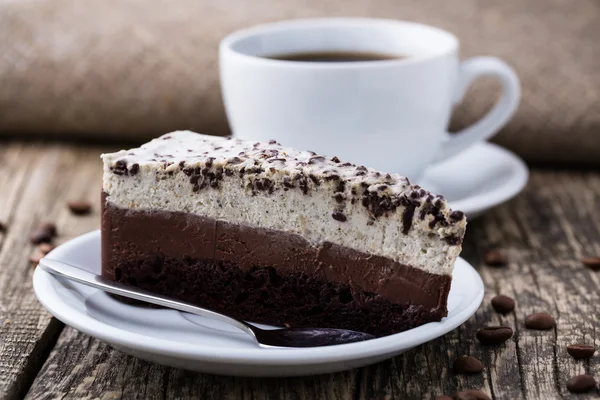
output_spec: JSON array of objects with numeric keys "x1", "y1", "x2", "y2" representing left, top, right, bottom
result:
[{"x1": 102, "y1": 194, "x2": 452, "y2": 336}]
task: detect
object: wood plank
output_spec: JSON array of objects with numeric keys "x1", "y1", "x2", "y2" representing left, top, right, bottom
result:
[
  {"x1": 0, "y1": 142, "x2": 114, "y2": 399},
  {"x1": 20, "y1": 168, "x2": 600, "y2": 399},
  {"x1": 27, "y1": 326, "x2": 358, "y2": 400}
]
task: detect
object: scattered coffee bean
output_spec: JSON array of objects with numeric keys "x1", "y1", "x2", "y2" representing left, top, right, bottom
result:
[
  {"x1": 435, "y1": 396, "x2": 452, "y2": 400},
  {"x1": 30, "y1": 222, "x2": 57, "y2": 244},
  {"x1": 452, "y1": 389, "x2": 491, "y2": 400},
  {"x1": 524, "y1": 312, "x2": 556, "y2": 330},
  {"x1": 476, "y1": 326, "x2": 513, "y2": 345},
  {"x1": 491, "y1": 295, "x2": 515, "y2": 314},
  {"x1": 38, "y1": 243, "x2": 55, "y2": 255},
  {"x1": 42, "y1": 222, "x2": 57, "y2": 236},
  {"x1": 566, "y1": 374, "x2": 597, "y2": 393},
  {"x1": 582, "y1": 256, "x2": 600, "y2": 271},
  {"x1": 0, "y1": 221, "x2": 6, "y2": 232},
  {"x1": 567, "y1": 344, "x2": 596, "y2": 359},
  {"x1": 67, "y1": 200, "x2": 92, "y2": 215},
  {"x1": 483, "y1": 249, "x2": 507, "y2": 267},
  {"x1": 453, "y1": 356, "x2": 484, "y2": 373}
]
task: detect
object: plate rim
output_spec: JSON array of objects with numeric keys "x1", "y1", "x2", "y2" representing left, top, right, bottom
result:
[{"x1": 33, "y1": 230, "x2": 484, "y2": 366}]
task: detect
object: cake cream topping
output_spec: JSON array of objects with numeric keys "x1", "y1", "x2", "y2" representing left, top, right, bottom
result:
[
  {"x1": 102, "y1": 131, "x2": 463, "y2": 228},
  {"x1": 101, "y1": 131, "x2": 466, "y2": 275},
  {"x1": 106, "y1": 130, "x2": 413, "y2": 193}
]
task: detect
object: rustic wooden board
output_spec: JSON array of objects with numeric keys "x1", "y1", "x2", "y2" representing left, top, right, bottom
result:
[
  {"x1": 0, "y1": 142, "x2": 114, "y2": 399},
  {"x1": 1, "y1": 142, "x2": 599, "y2": 399}
]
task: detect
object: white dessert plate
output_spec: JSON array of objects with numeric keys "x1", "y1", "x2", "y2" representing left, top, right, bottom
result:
[
  {"x1": 418, "y1": 142, "x2": 529, "y2": 219},
  {"x1": 33, "y1": 230, "x2": 484, "y2": 377}
]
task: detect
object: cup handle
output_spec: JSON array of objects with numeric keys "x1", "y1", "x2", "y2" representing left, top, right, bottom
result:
[{"x1": 434, "y1": 57, "x2": 521, "y2": 163}]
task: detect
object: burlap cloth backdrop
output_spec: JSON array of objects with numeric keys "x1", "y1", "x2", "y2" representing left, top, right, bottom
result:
[{"x1": 1, "y1": 0, "x2": 599, "y2": 165}]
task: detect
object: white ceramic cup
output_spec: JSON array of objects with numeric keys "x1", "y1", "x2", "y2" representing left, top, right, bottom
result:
[{"x1": 220, "y1": 18, "x2": 520, "y2": 179}]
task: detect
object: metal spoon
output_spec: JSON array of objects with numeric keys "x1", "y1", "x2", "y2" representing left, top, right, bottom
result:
[{"x1": 38, "y1": 258, "x2": 375, "y2": 348}]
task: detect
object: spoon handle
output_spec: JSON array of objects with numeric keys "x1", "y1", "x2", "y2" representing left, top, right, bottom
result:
[{"x1": 38, "y1": 258, "x2": 258, "y2": 341}]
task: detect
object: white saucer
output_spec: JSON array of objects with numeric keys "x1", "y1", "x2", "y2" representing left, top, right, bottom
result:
[
  {"x1": 419, "y1": 142, "x2": 529, "y2": 219},
  {"x1": 33, "y1": 230, "x2": 484, "y2": 377}
]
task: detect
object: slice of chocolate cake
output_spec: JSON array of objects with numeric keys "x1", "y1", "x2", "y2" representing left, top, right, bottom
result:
[{"x1": 101, "y1": 131, "x2": 466, "y2": 336}]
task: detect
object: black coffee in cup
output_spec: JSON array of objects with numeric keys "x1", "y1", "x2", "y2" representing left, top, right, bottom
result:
[{"x1": 266, "y1": 51, "x2": 403, "y2": 62}]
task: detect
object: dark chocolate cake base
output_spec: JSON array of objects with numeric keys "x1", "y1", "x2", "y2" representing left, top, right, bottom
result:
[
  {"x1": 112, "y1": 256, "x2": 445, "y2": 337},
  {"x1": 101, "y1": 193, "x2": 451, "y2": 337}
]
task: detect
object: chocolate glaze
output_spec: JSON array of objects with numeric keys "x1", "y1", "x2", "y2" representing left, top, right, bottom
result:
[{"x1": 101, "y1": 192, "x2": 452, "y2": 332}]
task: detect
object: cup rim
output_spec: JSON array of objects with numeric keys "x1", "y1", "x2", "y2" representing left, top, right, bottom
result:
[{"x1": 219, "y1": 17, "x2": 459, "y2": 69}]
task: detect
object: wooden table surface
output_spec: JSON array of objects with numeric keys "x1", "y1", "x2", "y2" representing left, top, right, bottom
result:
[{"x1": 0, "y1": 141, "x2": 599, "y2": 400}]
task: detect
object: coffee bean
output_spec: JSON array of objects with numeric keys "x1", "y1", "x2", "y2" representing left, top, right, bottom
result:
[
  {"x1": 483, "y1": 249, "x2": 507, "y2": 267},
  {"x1": 38, "y1": 243, "x2": 55, "y2": 255},
  {"x1": 41, "y1": 222, "x2": 57, "y2": 237},
  {"x1": 491, "y1": 295, "x2": 515, "y2": 314},
  {"x1": 435, "y1": 396, "x2": 452, "y2": 400},
  {"x1": 567, "y1": 344, "x2": 596, "y2": 359},
  {"x1": 67, "y1": 200, "x2": 92, "y2": 215},
  {"x1": 476, "y1": 326, "x2": 513, "y2": 345},
  {"x1": 582, "y1": 256, "x2": 600, "y2": 271},
  {"x1": 566, "y1": 374, "x2": 597, "y2": 393},
  {"x1": 453, "y1": 356, "x2": 484, "y2": 373},
  {"x1": 452, "y1": 389, "x2": 491, "y2": 400},
  {"x1": 524, "y1": 312, "x2": 556, "y2": 330},
  {"x1": 30, "y1": 222, "x2": 57, "y2": 244},
  {"x1": 0, "y1": 221, "x2": 6, "y2": 232}
]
